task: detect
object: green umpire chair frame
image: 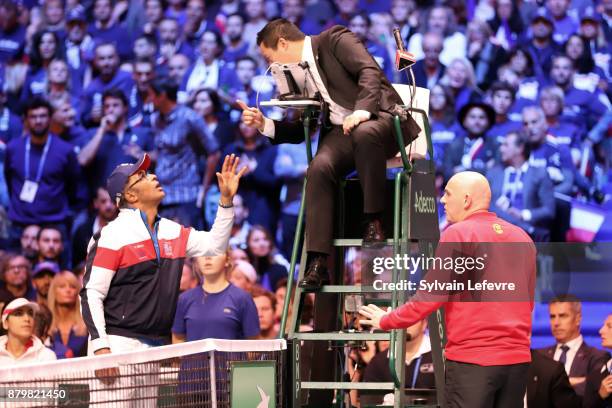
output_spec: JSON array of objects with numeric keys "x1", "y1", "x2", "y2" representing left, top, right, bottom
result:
[{"x1": 278, "y1": 85, "x2": 445, "y2": 408}]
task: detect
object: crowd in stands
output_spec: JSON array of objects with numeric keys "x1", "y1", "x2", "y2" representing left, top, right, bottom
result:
[{"x1": 0, "y1": 0, "x2": 610, "y2": 405}]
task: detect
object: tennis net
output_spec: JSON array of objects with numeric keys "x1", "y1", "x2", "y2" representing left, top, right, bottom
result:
[{"x1": 0, "y1": 338, "x2": 286, "y2": 407}]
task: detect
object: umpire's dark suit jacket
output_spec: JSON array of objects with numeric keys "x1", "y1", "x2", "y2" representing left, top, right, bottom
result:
[
  {"x1": 527, "y1": 349, "x2": 581, "y2": 408},
  {"x1": 269, "y1": 25, "x2": 420, "y2": 146},
  {"x1": 538, "y1": 342, "x2": 611, "y2": 397},
  {"x1": 488, "y1": 165, "x2": 556, "y2": 239}
]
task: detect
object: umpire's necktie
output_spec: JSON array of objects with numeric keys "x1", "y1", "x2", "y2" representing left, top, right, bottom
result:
[{"x1": 559, "y1": 344, "x2": 570, "y2": 365}]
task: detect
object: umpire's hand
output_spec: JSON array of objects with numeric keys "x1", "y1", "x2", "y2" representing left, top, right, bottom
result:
[
  {"x1": 217, "y1": 154, "x2": 248, "y2": 207},
  {"x1": 237, "y1": 100, "x2": 265, "y2": 132}
]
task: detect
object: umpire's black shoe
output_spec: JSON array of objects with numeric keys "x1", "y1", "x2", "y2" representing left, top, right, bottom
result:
[{"x1": 298, "y1": 256, "x2": 329, "y2": 291}]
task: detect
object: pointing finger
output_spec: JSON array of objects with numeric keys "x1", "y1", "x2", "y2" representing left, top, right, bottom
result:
[{"x1": 236, "y1": 100, "x2": 249, "y2": 111}]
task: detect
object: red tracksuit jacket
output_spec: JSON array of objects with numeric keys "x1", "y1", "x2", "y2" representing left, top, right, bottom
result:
[{"x1": 380, "y1": 211, "x2": 536, "y2": 366}]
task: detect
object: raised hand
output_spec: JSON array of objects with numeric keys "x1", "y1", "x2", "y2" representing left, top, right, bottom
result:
[
  {"x1": 216, "y1": 154, "x2": 248, "y2": 206},
  {"x1": 237, "y1": 100, "x2": 265, "y2": 132},
  {"x1": 358, "y1": 304, "x2": 391, "y2": 330}
]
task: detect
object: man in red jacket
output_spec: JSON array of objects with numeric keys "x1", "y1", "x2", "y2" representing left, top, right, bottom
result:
[{"x1": 359, "y1": 171, "x2": 536, "y2": 408}]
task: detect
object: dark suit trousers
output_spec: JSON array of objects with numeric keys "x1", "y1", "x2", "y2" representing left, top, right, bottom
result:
[
  {"x1": 305, "y1": 112, "x2": 398, "y2": 254},
  {"x1": 445, "y1": 360, "x2": 529, "y2": 408}
]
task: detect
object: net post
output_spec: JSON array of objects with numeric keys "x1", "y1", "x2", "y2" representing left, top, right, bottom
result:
[{"x1": 210, "y1": 350, "x2": 217, "y2": 408}]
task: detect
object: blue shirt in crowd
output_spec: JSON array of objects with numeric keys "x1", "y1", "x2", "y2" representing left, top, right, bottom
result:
[
  {"x1": 4, "y1": 134, "x2": 80, "y2": 224},
  {"x1": 80, "y1": 70, "x2": 135, "y2": 124},
  {"x1": 0, "y1": 25, "x2": 25, "y2": 63},
  {"x1": 172, "y1": 284, "x2": 260, "y2": 341}
]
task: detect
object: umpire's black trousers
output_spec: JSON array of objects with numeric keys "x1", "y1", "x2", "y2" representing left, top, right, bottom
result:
[
  {"x1": 445, "y1": 360, "x2": 529, "y2": 408},
  {"x1": 305, "y1": 112, "x2": 399, "y2": 254}
]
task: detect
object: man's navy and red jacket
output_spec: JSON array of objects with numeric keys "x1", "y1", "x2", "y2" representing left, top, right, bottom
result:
[
  {"x1": 380, "y1": 211, "x2": 536, "y2": 366},
  {"x1": 80, "y1": 206, "x2": 233, "y2": 352}
]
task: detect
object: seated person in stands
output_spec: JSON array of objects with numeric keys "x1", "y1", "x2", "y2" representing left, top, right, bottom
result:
[
  {"x1": 538, "y1": 295, "x2": 610, "y2": 399},
  {"x1": 488, "y1": 131, "x2": 555, "y2": 241},
  {"x1": 443, "y1": 102, "x2": 498, "y2": 181},
  {"x1": 584, "y1": 314, "x2": 612, "y2": 408},
  {"x1": 246, "y1": 225, "x2": 288, "y2": 291},
  {"x1": 172, "y1": 251, "x2": 260, "y2": 342},
  {"x1": 251, "y1": 286, "x2": 278, "y2": 339},
  {"x1": 360, "y1": 319, "x2": 435, "y2": 406},
  {"x1": 0, "y1": 298, "x2": 56, "y2": 364},
  {"x1": 228, "y1": 260, "x2": 257, "y2": 292}
]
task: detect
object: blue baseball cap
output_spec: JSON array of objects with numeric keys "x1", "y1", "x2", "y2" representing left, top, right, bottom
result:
[
  {"x1": 107, "y1": 154, "x2": 151, "y2": 204},
  {"x1": 33, "y1": 261, "x2": 60, "y2": 278},
  {"x1": 66, "y1": 6, "x2": 86, "y2": 23}
]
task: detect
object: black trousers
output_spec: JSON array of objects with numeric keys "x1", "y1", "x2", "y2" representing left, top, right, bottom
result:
[
  {"x1": 445, "y1": 360, "x2": 529, "y2": 408},
  {"x1": 305, "y1": 113, "x2": 399, "y2": 254}
]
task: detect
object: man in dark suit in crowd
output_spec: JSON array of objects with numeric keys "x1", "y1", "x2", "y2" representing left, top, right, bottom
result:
[
  {"x1": 238, "y1": 19, "x2": 420, "y2": 289},
  {"x1": 538, "y1": 295, "x2": 610, "y2": 400},
  {"x1": 527, "y1": 349, "x2": 580, "y2": 408},
  {"x1": 584, "y1": 314, "x2": 612, "y2": 408},
  {"x1": 488, "y1": 131, "x2": 555, "y2": 241},
  {"x1": 403, "y1": 32, "x2": 445, "y2": 89}
]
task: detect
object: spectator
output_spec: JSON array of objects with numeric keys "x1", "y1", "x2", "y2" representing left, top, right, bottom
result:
[
  {"x1": 526, "y1": 349, "x2": 580, "y2": 408},
  {"x1": 330, "y1": 0, "x2": 360, "y2": 28},
  {"x1": 41, "y1": 0, "x2": 66, "y2": 39},
  {"x1": 88, "y1": 0, "x2": 133, "y2": 61},
  {"x1": 428, "y1": 84, "x2": 458, "y2": 170},
  {"x1": 183, "y1": 0, "x2": 211, "y2": 50},
  {"x1": 21, "y1": 30, "x2": 64, "y2": 105},
  {"x1": 34, "y1": 302, "x2": 52, "y2": 344},
  {"x1": 230, "y1": 56, "x2": 272, "y2": 119},
  {"x1": 222, "y1": 123, "x2": 280, "y2": 232},
  {"x1": 486, "y1": 0, "x2": 524, "y2": 51},
  {"x1": 0, "y1": 0, "x2": 26, "y2": 64},
  {"x1": 36, "y1": 226, "x2": 64, "y2": 267},
  {"x1": 143, "y1": 0, "x2": 165, "y2": 35},
  {"x1": 390, "y1": 0, "x2": 418, "y2": 49},
  {"x1": 0, "y1": 85, "x2": 22, "y2": 143},
  {"x1": 230, "y1": 247, "x2": 249, "y2": 263},
  {"x1": 157, "y1": 17, "x2": 195, "y2": 64},
  {"x1": 246, "y1": 225, "x2": 288, "y2": 291},
  {"x1": 131, "y1": 34, "x2": 158, "y2": 64},
  {"x1": 443, "y1": 102, "x2": 498, "y2": 181},
  {"x1": 221, "y1": 13, "x2": 250, "y2": 66},
  {"x1": 149, "y1": 77, "x2": 220, "y2": 228},
  {"x1": 31, "y1": 261, "x2": 59, "y2": 306},
  {"x1": 80, "y1": 43, "x2": 134, "y2": 126},
  {"x1": 78, "y1": 89, "x2": 155, "y2": 193},
  {"x1": 407, "y1": 5, "x2": 467, "y2": 66},
  {"x1": 273, "y1": 131, "x2": 315, "y2": 259},
  {"x1": 540, "y1": 85, "x2": 581, "y2": 147},
  {"x1": 579, "y1": 9, "x2": 608, "y2": 64},
  {"x1": 191, "y1": 88, "x2": 234, "y2": 150},
  {"x1": 165, "y1": 0, "x2": 188, "y2": 27},
  {"x1": 179, "y1": 259, "x2": 199, "y2": 293},
  {"x1": 183, "y1": 30, "x2": 238, "y2": 101},
  {"x1": 49, "y1": 94, "x2": 86, "y2": 144},
  {"x1": 228, "y1": 194, "x2": 251, "y2": 249},
  {"x1": 243, "y1": 0, "x2": 269, "y2": 48},
  {"x1": 487, "y1": 81, "x2": 521, "y2": 144},
  {"x1": 45, "y1": 59, "x2": 78, "y2": 109},
  {"x1": 440, "y1": 58, "x2": 481, "y2": 113},
  {"x1": 488, "y1": 131, "x2": 555, "y2": 241},
  {"x1": 523, "y1": 11, "x2": 560, "y2": 81},
  {"x1": 251, "y1": 285, "x2": 278, "y2": 339},
  {"x1": 64, "y1": 7, "x2": 93, "y2": 95},
  {"x1": 404, "y1": 31, "x2": 445, "y2": 89},
  {"x1": 47, "y1": 271, "x2": 88, "y2": 358},
  {"x1": 172, "y1": 251, "x2": 260, "y2": 341},
  {"x1": 522, "y1": 105, "x2": 575, "y2": 195},
  {"x1": 465, "y1": 19, "x2": 506, "y2": 90},
  {"x1": 273, "y1": 278, "x2": 287, "y2": 322},
  {"x1": 348, "y1": 12, "x2": 393, "y2": 80},
  {"x1": 228, "y1": 259, "x2": 257, "y2": 292},
  {"x1": 361, "y1": 320, "x2": 435, "y2": 405},
  {"x1": 549, "y1": 54, "x2": 610, "y2": 130},
  {"x1": 4, "y1": 98, "x2": 80, "y2": 250},
  {"x1": 545, "y1": 0, "x2": 578, "y2": 44},
  {"x1": 583, "y1": 314, "x2": 612, "y2": 408},
  {"x1": 282, "y1": 0, "x2": 322, "y2": 36},
  {"x1": 168, "y1": 53, "x2": 191, "y2": 87},
  {"x1": 0, "y1": 255, "x2": 36, "y2": 303},
  {"x1": 537, "y1": 295, "x2": 610, "y2": 398},
  {"x1": 564, "y1": 34, "x2": 605, "y2": 79},
  {"x1": 19, "y1": 224, "x2": 40, "y2": 263},
  {"x1": 128, "y1": 59, "x2": 156, "y2": 127},
  {"x1": 72, "y1": 187, "x2": 118, "y2": 267},
  {"x1": 0, "y1": 298, "x2": 56, "y2": 364}
]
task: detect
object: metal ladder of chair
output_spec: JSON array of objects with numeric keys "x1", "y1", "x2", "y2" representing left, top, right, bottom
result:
[{"x1": 278, "y1": 108, "x2": 445, "y2": 408}]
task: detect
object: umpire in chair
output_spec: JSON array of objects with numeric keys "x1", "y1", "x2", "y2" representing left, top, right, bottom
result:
[{"x1": 239, "y1": 19, "x2": 420, "y2": 289}]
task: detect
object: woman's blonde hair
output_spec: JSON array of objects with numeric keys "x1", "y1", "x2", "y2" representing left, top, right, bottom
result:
[{"x1": 47, "y1": 271, "x2": 87, "y2": 336}]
